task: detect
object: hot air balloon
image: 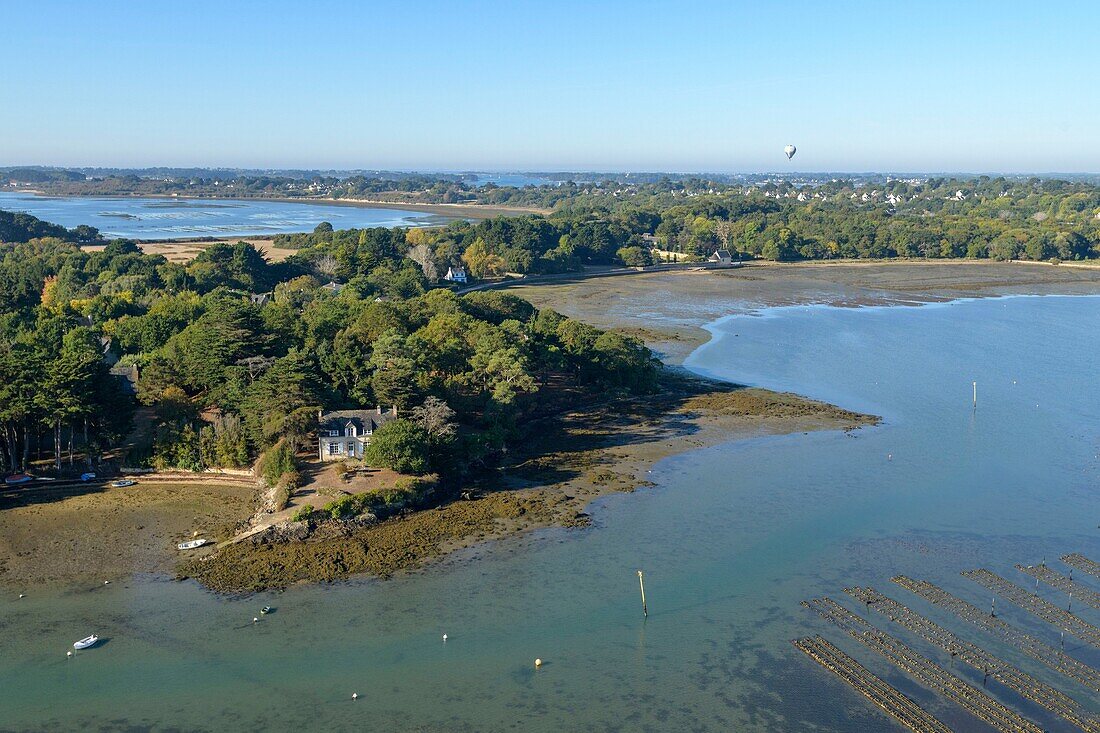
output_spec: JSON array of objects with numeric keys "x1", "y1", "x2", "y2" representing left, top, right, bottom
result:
[{"x1": 784, "y1": 145, "x2": 797, "y2": 160}]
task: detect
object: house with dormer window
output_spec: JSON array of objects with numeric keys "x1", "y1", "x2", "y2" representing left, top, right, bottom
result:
[
  {"x1": 317, "y1": 407, "x2": 398, "y2": 461},
  {"x1": 444, "y1": 266, "x2": 468, "y2": 284}
]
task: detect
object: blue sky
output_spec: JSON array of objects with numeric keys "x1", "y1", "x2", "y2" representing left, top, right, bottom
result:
[{"x1": 3, "y1": 1, "x2": 1098, "y2": 172}]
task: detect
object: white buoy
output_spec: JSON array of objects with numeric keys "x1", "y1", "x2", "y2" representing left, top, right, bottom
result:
[
  {"x1": 253, "y1": 617, "x2": 259, "y2": 623},
  {"x1": 442, "y1": 633, "x2": 448, "y2": 642},
  {"x1": 67, "y1": 651, "x2": 72, "y2": 657},
  {"x1": 534, "y1": 658, "x2": 542, "y2": 668},
  {"x1": 352, "y1": 693, "x2": 358, "y2": 700},
  {"x1": 103, "y1": 580, "x2": 110, "y2": 585},
  {"x1": 18, "y1": 594, "x2": 25, "y2": 599}
]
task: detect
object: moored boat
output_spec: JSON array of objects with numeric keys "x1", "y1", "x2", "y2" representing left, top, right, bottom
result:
[
  {"x1": 73, "y1": 635, "x2": 99, "y2": 650},
  {"x1": 177, "y1": 539, "x2": 208, "y2": 550}
]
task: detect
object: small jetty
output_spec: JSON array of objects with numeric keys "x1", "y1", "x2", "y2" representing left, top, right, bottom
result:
[
  {"x1": 962, "y1": 569, "x2": 1100, "y2": 648},
  {"x1": 1016, "y1": 562, "x2": 1100, "y2": 611},
  {"x1": 893, "y1": 575, "x2": 1100, "y2": 693},
  {"x1": 846, "y1": 586, "x2": 1100, "y2": 733},
  {"x1": 792, "y1": 635, "x2": 952, "y2": 733},
  {"x1": 802, "y1": 597, "x2": 1042, "y2": 733}
]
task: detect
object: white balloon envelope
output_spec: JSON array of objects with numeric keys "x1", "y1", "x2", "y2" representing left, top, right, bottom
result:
[{"x1": 784, "y1": 144, "x2": 797, "y2": 160}]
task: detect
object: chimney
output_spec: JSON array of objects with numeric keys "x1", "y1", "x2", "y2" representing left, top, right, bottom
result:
[
  {"x1": 391, "y1": 405, "x2": 398, "y2": 416},
  {"x1": 376, "y1": 405, "x2": 382, "y2": 415}
]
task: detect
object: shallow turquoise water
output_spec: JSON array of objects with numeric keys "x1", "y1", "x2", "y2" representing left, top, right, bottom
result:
[
  {"x1": 2, "y1": 295, "x2": 1099, "y2": 732},
  {"x1": 0, "y1": 192, "x2": 454, "y2": 239}
]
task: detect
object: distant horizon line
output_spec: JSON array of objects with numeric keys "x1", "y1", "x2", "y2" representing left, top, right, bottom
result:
[{"x1": 4, "y1": 164, "x2": 1100, "y2": 179}]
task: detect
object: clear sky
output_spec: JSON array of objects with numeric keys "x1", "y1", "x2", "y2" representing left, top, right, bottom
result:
[{"x1": 3, "y1": 1, "x2": 1099, "y2": 173}]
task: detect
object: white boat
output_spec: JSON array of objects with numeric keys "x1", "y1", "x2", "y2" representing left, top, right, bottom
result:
[
  {"x1": 111, "y1": 479, "x2": 136, "y2": 488},
  {"x1": 73, "y1": 635, "x2": 99, "y2": 650},
  {"x1": 177, "y1": 539, "x2": 208, "y2": 550}
]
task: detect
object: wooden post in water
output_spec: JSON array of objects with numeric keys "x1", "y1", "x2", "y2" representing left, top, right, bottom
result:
[
  {"x1": 637, "y1": 570, "x2": 648, "y2": 618},
  {"x1": 990, "y1": 597, "x2": 996, "y2": 617}
]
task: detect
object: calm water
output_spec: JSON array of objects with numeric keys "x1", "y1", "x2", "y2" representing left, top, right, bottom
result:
[
  {"x1": 0, "y1": 192, "x2": 456, "y2": 240},
  {"x1": 468, "y1": 173, "x2": 562, "y2": 187},
  {"x1": 3, "y1": 295, "x2": 1100, "y2": 732}
]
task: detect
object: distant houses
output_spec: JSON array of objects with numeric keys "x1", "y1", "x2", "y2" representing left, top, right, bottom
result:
[
  {"x1": 444, "y1": 266, "x2": 468, "y2": 284},
  {"x1": 707, "y1": 249, "x2": 734, "y2": 265},
  {"x1": 317, "y1": 407, "x2": 398, "y2": 461},
  {"x1": 322, "y1": 281, "x2": 345, "y2": 294}
]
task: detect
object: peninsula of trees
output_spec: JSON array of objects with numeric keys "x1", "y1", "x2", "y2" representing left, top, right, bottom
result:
[{"x1": 0, "y1": 215, "x2": 657, "y2": 506}]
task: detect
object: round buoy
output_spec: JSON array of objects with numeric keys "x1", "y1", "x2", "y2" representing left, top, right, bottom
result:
[
  {"x1": 442, "y1": 633, "x2": 448, "y2": 642},
  {"x1": 352, "y1": 693, "x2": 358, "y2": 700},
  {"x1": 18, "y1": 593, "x2": 25, "y2": 599},
  {"x1": 67, "y1": 651, "x2": 72, "y2": 657},
  {"x1": 253, "y1": 617, "x2": 259, "y2": 623},
  {"x1": 534, "y1": 658, "x2": 542, "y2": 668},
  {"x1": 103, "y1": 580, "x2": 110, "y2": 585}
]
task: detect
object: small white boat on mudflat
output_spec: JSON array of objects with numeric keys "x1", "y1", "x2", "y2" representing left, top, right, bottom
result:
[
  {"x1": 177, "y1": 539, "x2": 208, "y2": 551},
  {"x1": 73, "y1": 635, "x2": 99, "y2": 650}
]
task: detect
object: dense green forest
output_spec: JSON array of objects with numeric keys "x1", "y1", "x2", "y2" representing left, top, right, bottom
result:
[
  {"x1": 7, "y1": 170, "x2": 1100, "y2": 264},
  {"x1": 0, "y1": 209, "x2": 101, "y2": 246},
  {"x1": 0, "y1": 216, "x2": 657, "y2": 486},
  {"x1": 543, "y1": 175, "x2": 1100, "y2": 261}
]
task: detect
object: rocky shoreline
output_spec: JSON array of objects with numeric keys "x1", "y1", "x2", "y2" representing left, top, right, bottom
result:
[{"x1": 178, "y1": 375, "x2": 878, "y2": 593}]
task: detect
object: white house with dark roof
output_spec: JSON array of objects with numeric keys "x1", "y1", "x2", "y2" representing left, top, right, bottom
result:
[
  {"x1": 444, "y1": 266, "x2": 468, "y2": 284},
  {"x1": 317, "y1": 407, "x2": 398, "y2": 461}
]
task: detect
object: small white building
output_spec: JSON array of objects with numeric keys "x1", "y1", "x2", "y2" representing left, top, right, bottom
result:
[
  {"x1": 707, "y1": 249, "x2": 734, "y2": 265},
  {"x1": 317, "y1": 407, "x2": 398, "y2": 461},
  {"x1": 444, "y1": 266, "x2": 468, "y2": 284}
]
